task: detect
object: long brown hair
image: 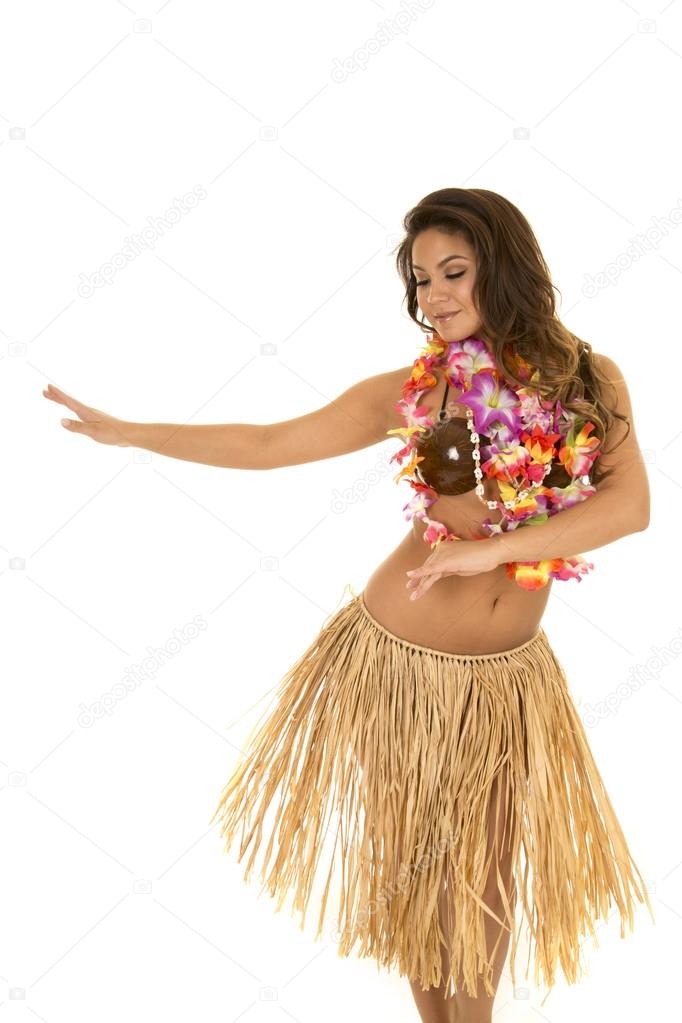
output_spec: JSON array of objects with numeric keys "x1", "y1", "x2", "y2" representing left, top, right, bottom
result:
[{"x1": 393, "y1": 187, "x2": 629, "y2": 486}]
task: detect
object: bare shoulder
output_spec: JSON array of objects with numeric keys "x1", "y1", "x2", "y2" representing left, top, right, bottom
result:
[
  {"x1": 324, "y1": 361, "x2": 415, "y2": 434},
  {"x1": 592, "y1": 351, "x2": 626, "y2": 383},
  {"x1": 590, "y1": 350, "x2": 634, "y2": 417}
]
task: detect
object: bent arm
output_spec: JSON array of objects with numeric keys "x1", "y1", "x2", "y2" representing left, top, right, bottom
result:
[
  {"x1": 489, "y1": 484, "x2": 647, "y2": 566},
  {"x1": 489, "y1": 352, "x2": 650, "y2": 565},
  {"x1": 124, "y1": 365, "x2": 411, "y2": 469}
]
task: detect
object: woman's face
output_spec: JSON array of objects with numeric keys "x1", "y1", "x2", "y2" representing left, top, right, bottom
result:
[{"x1": 411, "y1": 228, "x2": 486, "y2": 343}]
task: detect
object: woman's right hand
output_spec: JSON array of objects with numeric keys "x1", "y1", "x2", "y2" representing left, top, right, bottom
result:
[{"x1": 43, "y1": 383, "x2": 133, "y2": 447}]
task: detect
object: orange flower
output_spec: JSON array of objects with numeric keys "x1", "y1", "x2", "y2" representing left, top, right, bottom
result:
[
  {"x1": 521, "y1": 424, "x2": 561, "y2": 465},
  {"x1": 394, "y1": 450, "x2": 425, "y2": 483}
]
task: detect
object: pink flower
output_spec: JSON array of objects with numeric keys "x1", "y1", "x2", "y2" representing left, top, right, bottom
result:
[
  {"x1": 546, "y1": 479, "x2": 596, "y2": 511},
  {"x1": 457, "y1": 370, "x2": 522, "y2": 439},
  {"x1": 552, "y1": 556, "x2": 594, "y2": 581},
  {"x1": 402, "y1": 489, "x2": 436, "y2": 520},
  {"x1": 516, "y1": 387, "x2": 555, "y2": 433},
  {"x1": 388, "y1": 442, "x2": 412, "y2": 467},
  {"x1": 423, "y1": 519, "x2": 448, "y2": 545},
  {"x1": 445, "y1": 338, "x2": 498, "y2": 388}
]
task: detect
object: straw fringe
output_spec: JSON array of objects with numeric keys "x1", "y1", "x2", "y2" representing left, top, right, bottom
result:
[{"x1": 210, "y1": 585, "x2": 653, "y2": 1001}]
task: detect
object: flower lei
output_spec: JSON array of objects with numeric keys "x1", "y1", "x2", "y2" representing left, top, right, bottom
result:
[{"x1": 386, "y1": 333, "x2": 602, "y2": 591}]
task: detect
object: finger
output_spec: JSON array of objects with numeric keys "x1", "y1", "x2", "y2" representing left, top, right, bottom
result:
[
  {"x1": 407, "y1": 564, "x2": 440, "y2": 580},
  {"x1": 47, "y1": 385, "x2": 89, "y2": 418},
  {"x1": 407, "y1": 572, "x2": 433, "y2": 588},
  {"x1": 44, "y1": 384, "x2": 70, "y2": 400},
  {"x1": 409, "y1": 573, "x2": 442, "y2": 600},
  {"x1": 61, "y1": 418, "x2": 89, "y2": 435},
  {"x1": 43, "y1": 387, "x2": 67, "y2": 406}
]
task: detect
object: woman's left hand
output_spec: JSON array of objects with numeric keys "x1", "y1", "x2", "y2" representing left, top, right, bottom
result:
[{"x1": 405, "y1": 538, "x2": 502, "y2": 600}]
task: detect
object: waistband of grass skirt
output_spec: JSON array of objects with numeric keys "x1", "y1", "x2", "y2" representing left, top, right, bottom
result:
[{"x1": 339, "y1": 581, "x2": 547, "y2": 662}]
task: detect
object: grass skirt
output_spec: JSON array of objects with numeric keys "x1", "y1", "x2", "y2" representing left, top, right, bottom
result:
[{"x1": 210, "y1": 584, "x2": 653, "y2": 1001}]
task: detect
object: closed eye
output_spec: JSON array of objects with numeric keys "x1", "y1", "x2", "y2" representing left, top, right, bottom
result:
[{"x1": 415, "y1": 272, "x2": 465, "y2": 288}]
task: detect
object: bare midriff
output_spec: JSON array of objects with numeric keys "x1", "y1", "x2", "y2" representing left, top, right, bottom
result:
[{"x1": 361, "y1": 366, "x2": 552, "y2": 656}]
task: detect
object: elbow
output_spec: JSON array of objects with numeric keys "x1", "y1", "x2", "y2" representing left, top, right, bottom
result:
[
  {"x1": 626, "y1": 500, "x2": 650, "y2": 534},
  {"x1": 598, "y1": 482, "x2": 650, "y2": 534},
  {"x1": 633, "y1": 493, "x2": 651, "y2": 533},
  {"x1": 635, "y1": 508, "x2": 650, "y2": 532}
]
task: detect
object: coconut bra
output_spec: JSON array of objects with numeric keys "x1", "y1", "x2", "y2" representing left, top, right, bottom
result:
[
  {"x1": 411, "y1": 375, "x2": 472, "y2": 495},
  {"x1": 387, "y1": 332, "x2": 603, "y2": 591}
]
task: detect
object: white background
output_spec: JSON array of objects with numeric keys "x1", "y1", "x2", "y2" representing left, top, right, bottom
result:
[{"x1": 2, "y1": 0, "x2": 678, "y2": 1020}]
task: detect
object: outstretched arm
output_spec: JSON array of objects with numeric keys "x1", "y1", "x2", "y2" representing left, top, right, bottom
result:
[
  {"x1": 489, "y1": 352, "x2": 650, "y2": 566},
  {"x1": 43, "y1": 364, "x2": 411, "y2": 469}
]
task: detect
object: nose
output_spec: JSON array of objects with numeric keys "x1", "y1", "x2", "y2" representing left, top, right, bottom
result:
[{"x1": 424, "y1": 280, "x2": 452, "y2": 304}]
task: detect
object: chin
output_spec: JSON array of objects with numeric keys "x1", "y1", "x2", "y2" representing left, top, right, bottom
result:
[{"x1": 431, "y1": 321, "x2": 472, "y2": 338}]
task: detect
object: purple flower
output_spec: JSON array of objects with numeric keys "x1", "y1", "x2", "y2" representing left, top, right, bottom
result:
[{"x1": 457, "y1": 370, "x2": 521, "y2": 440}]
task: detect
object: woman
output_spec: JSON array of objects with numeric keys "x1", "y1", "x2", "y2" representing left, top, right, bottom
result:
[{"x1": 43, "y1": 188, "x2": 653, "y2": 1023}]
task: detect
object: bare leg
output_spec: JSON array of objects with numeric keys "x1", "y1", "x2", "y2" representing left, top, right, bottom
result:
[
  {"x1": 409, "y1": 768, "x2": 517, "y2": 1023},
  {"x1": 408, "y1": 885, "x2": 458, "y2": 1023}
]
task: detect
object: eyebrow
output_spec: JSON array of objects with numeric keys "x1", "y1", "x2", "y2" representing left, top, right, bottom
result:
[{"x1": 411, "y1": 254, "x2": 470, "y2": 271}]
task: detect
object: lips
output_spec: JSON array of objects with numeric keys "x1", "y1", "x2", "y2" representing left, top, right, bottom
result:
[{"x1": 434, "y1": 311, "x2": 459, "y2": 321}]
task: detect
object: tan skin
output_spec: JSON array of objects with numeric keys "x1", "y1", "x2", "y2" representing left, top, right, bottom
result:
[
  {"x1": 42, "y1": 226, "x2": 630, "y2": 1023},
  {"x1": 364, "y1": 228, "x2": 553, "y2": 659}
]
